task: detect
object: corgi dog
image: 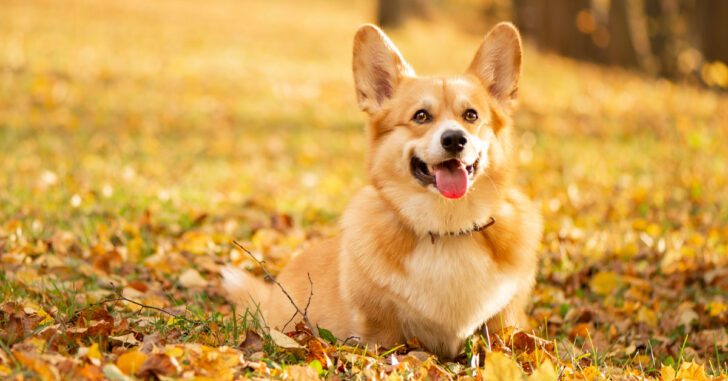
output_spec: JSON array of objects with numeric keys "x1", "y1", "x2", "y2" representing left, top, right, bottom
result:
[{"x1": 223, "y1": 22, "x2": 542, "y2": 358}]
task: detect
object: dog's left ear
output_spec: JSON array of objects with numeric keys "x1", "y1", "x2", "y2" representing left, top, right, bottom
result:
[
  {"x1": 353, "y1": 24, "x2": 415, "y2": 114},
  {"x1": 466, "y1": 22, "x2": 522, "y2": 105}
]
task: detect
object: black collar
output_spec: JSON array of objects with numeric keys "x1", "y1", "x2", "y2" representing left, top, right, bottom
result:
[{"x1": 427, "y1": 216, "x2": 496, "y2": 243}]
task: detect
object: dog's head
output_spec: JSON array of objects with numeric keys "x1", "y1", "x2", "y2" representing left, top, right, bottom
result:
[{"x1": 352, "y1": 23, "x2": 522, "y2": 234}]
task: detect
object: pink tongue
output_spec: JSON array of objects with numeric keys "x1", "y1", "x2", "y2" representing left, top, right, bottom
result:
[{"x1": 434, "y1": 160, "x2": 468, "y2": 199}]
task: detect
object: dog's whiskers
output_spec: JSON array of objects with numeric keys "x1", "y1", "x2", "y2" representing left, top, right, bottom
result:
[{"x1": 485, "y1": 173, "x2": 502, "y2": 198}]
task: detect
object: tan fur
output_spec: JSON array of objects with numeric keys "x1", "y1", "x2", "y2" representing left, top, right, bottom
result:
[{"x1": 223, "y1": 22, "x2": 543, "y2": 358}]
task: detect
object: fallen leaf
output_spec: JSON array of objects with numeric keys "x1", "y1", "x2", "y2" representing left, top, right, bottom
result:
[
  {"x1": 240, "y1": 329, "x2": 264, "y2": 353},
  {"x1": 270, "y1": 329, "x2": 303, "y2": 350},
  {"x1": 676, "y1": 361, "x2": 709, "y2": 381},
  {"x1": 116, "y1": 350, "x2": 147, "y2": 375},
  {"x1": 13, "y1": 351, "x2": 57, "y2": 381},
  {"x1": 179, "y1": 268, "x2": 208, "y2": 288},
  {"x1": 706, "y1": 301, "x2": 728, "y2": 317},
  {"x1": 282, "y1": 364, "x2": 320, "y2": 381},
  {"x1": 482, "y1": 351, "x2": 524, "y2": 381},
  {"x1": 110, "y1": 333, "x2": 140, "y2": 347},
  {"x1": 590, "y1": 271, "x2": 623, "y2": 296},
  {"x1": 102, "y1": 364, "x2": 133, "y2": 381},
  {"x1": 678, "y1": 308, "x2": 699, "y2": 327},
  {"x1": 137, "y1": 354, "x2": 181, "y2": 379},
  {"x1": 79, "y1": 363, "x2": 104, "y2": 381},
  {"x1": 660, "y1": 364, "x2": 676, "y2": 381},
  {"x1": 317, "y1": 327, "x2": 336, "y2": 345},
  {"x1": 526, "y1": 359, "x2": 557, "y2": 381},
  {"x1": 568, "y1": 323, "x2": 592, "y2": 339},
  {"x1": 637, "y1": 306, "x2": 657, "y2": 327},
  {"x1": 306, "y1": 339, "x2": 330, "y2": 368}
]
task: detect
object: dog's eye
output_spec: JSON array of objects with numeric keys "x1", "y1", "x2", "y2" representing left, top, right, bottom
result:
[
  {"x1": 463, "y1": 109, "x2": 478, "y2": 122},
  {"x1": 412, "y1": 109, "x2": 431, "y2": 124}
]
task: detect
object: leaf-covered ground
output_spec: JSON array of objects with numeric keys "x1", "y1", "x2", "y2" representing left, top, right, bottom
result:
[{"x1": 2, "y1": 0, "x2": 728, "y2": 379}]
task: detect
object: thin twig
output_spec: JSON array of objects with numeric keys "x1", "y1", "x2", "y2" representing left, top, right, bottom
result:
[
  {"x1": 283, "y1": 310, "x2": 298, "y2": 333},
  {"x1": 232, "y1": 240, "x2": 314, "y2": 333},
  {"x1": 92, "y1": 287, "x2": 200, "y2": 325},
  {"x1": 304, "y1": 272, "x2": 313, "y2": 318},
  {"x1": 282, "y1": 272, "x2": 314, "y2": 332},
  {"x1": 341, "y1": 335, "x2": 363, "y2": 347}
]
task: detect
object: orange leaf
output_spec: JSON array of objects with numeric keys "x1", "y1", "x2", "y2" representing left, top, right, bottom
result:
[
  {"x1": 13, "y1": 351, "x2": 56, "y2": 381},
  {"x1": 306, "y1": 339, "x2": 330, "y2": 368},
  {"x1": 79, "y1": 363, "x2": 104, "y2": 381},
  {"x1": 117, "y1": 350, "x2": 147, "y2": 375}
]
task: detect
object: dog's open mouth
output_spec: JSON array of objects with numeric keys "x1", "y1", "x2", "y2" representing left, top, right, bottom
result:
[{"x1": 410, "y1": 155, "x2": 479, "y2": 199}]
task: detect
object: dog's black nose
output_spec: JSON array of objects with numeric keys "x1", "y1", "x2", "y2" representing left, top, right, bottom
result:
[{"x1": 441, "y1": 130, "x2": 468, "y2": 154}]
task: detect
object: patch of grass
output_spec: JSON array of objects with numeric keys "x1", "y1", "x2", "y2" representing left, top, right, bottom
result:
[{"x1": 2, "y1": 0, "x2": 728, "y2": 379}]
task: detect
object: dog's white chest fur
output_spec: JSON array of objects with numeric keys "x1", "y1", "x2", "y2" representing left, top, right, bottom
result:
[{"x1": 389, "y1": 236, "x2": 519, "y2": 349}]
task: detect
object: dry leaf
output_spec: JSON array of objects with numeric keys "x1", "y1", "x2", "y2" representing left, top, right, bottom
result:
[
  {"x1": 116, "y1": 351, "x2": 148, "y2": 376},
  {"x1": 482, "y1": 352, "x2": 524, "y2": 381},
  {"x1": 137, "y1": 354, "x2": 181, "y2": 379},
  {"x1": 269, "y1": 329, "x2": 303, "y2": 351},
  {"x1": 306, "y1": 339, "x2": 330, "y2": 368},
  {"x1": 590, "y1": 271, "x2": 623, "y2": 296},
  {"x1": 526, "y1": 359, "x2": 558, "y2": 381},
  {"x1": 179, "y1": 268, "x2": 208, "y2": 288}
]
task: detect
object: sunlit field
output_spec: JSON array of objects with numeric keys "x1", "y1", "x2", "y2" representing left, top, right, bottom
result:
[{"x1": 2, "y1": 0, "x2": 728, "y2": 379}]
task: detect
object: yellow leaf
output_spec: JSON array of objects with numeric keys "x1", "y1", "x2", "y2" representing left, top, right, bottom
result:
[
  {"x1": 689, "y1": 233, "x2": 706, "y2": 247},
  {"x1": 706, "y1": 301, "x2": 728, "y2": 317},
  {"x1": 634, "y1": 354, "x2": 652, "y2": 367},
  {"x1": 632, "y1": 218, "x2": 647, "y2": 231},
  {"x1": 179, "y1": 231, "x2": 214, "y2": 255},
  {"x1": 526, "y1": 359, "x2": 557, "y2": 381},
  {"x1": 590, "y1": 271, "x2": 623, "y2": 296},
  {"x1": 578, "y1": 366, "x2": 602, "y2": 380},
  {"x1": 117, "y1": 350, "x2": 147, "y2": 375},
  {"x1": 165, "y1": 346, "x2": 184, "y2": 358},
  {"x1": 15, "y1": 269, "x2": 40, "y2": 286},
  {"x1": 659, "y1": 365, "x2": 676, "y2": 381},
  {"x1": 251, "y1": 228, "x2": 281, "y2": 251},
  {"x1": 646, "y1": 223, "x2": 662, "y2": 237},
  {"x1": 637, "y1": 307, "x2": 657, "y2": 327},
  {"x1": 87, "y1": 343, "x2": 101, "y2": 360},
  {"x1": 167, "y1": 317, "x2": 188, "y2": 326},
  {"x1": 23, "y1": 301, "x2": 54, "y2": 325},
  {"x1": 482, "y1": 352, "x2": 524, "y2": 381},
  {"x1": 676, "y1": 361, "x2": 708, "y2": 381}
]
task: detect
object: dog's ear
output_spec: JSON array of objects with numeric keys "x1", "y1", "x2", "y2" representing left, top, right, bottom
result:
[
  {"x1": 353, "y1": 24, "x2": 415, "y2": 114},
  {"x1": 466, "y1": 22, "x2": 522, "y2": 105}
]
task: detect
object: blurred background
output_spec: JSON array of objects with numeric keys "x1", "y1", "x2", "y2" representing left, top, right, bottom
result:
[
  {"x1": 380, "y1": 0, "x2": 728, "y2": 89},
  {"x1": 2, "y1": 0, "x2": 727, "y2": 262},
  {"x1": 1, "y1": 0, "x2": 727, "y2": 264}
]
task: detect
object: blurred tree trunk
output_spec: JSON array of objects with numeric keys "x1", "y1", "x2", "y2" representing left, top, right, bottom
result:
[
  {"x1": 697, "y1": 0, "x2": 728, "y2": 64},
  {"x1": 645, "y1": 0, "x2": 692, "y2": 78},
  {"x1": 512, "y1": 0, "x2": 725, "y2": 87},
  {"x1": 606, "y1": 0, "x2": 638, "y2": 68},
  {"x1": 514, "y1": 0, "x2": 602, "y2": 61},
  {"x1": 377, "y1": 0, "x2": 433, "y2": 29},
  {"x1": 645, "y1": 0, "x2": 671, "y2": 75},
  {"x1": 378, "y1": 0, "x2": 405, "y2": 28}
]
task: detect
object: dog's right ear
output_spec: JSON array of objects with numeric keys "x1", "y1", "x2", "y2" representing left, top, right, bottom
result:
[{"x1": 353, "y1": 24, "x2": 415, "y2": 114}]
